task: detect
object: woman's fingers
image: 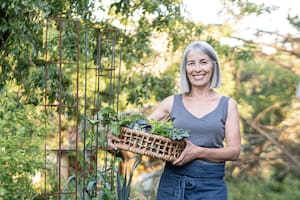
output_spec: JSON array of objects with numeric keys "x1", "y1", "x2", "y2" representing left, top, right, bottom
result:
[
  {"x1": 107, "y1": 131, "x2": 120, "y2": 150},
  {"x1": 172, "y1": 139, "x2": 195, "y2": 166}
]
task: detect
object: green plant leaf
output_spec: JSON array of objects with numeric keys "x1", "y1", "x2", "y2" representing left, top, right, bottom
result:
[{"x1": 87, "y1": 118, "x2": 100, "y2": 125}]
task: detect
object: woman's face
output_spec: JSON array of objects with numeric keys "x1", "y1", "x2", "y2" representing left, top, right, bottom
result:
[{"x1": 185, "y1": 49, "x2": 213, "y2": 89}]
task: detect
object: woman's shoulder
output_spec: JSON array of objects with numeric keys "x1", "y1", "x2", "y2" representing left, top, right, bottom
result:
[
  {"x1": 163, "y1": 93, "x2": 182, "y2": 99},
  {"x1": 221, "y1": 95, "x2": 237, "y2": 105},
  {"x1": 160, "y1": 93, "x2": 183, "y2": 110},
  {"x1": 148, "y1": 94, "x2": 176, "y2": 121},
  {"x1": 214, "y1": 93, "x2": 238, "y2": 108},
  {"x1": 161, "y1": 94, "x2": 176, "y2": 105},
  {"x1": 218, "y1": 94, "x2": 238, "y2": 111},
  {"x1": 215, "y1": 92, "x2": 236, "y2": 102}
]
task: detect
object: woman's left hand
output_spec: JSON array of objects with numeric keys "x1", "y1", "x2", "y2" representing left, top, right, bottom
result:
[{"x1": 172, "y1": 139, "x2": 202, "y2": 166}]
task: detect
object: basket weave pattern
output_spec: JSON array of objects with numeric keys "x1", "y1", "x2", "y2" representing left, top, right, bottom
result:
[{"x1": 113, "y1": 127, "x2": 186, "y2": 162}]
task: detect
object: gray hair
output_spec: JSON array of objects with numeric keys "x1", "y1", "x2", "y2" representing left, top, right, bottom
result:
[{"x1": 180, "y1": 41, "x2": 221, "y2": 93}]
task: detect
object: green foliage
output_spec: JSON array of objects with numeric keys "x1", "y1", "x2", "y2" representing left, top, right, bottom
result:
[
  {"x1": 61, "y1": 172, "x2": 115, "y2": 200},
  {"x1": 148, "y1": 120, "x2": 190, "y2": 140},
  {"x1": 87, "y1": 107, "x2": 120, "y2": 137},
  {"x1": 223, "y1": 0, "x2": 279, "y2": 17},
  {"x1": 0, "y1": 0, "x2": 49, "y2": 88},
  {"x1": 62, "y1": 175, "x2": 84, "y2": 200},
  {"x1": 97, "y1": 107, "x2": 118, "y2": 127},
  {"x1": 0, "y1": 0, "x2": 85, "y2": 107},
  {"x1": 1, "y1": 0, "x2": 299, "y2": 199},
  {"x1": 236, "y1": 60, "x2": 298, "y2": 125},
  {"x1": 116, "y1": 154, "x2": 141, "y2": 200},
  {"x1": 97, "y1": 171, "x2": 116, "y2": 200},
  {"x1": 288, "y1": 14, "x2": 300, "y2": 30},
  {"x1": 227, "y1": 175, "x2": 300, "y2": 200},
  {"x1": 88, "y1": 106, "x2": 190, "y2": 140},
  {"x1": 119, "y1": 113, "x2": 148, "y2": 127},
  {"x1": 0, "y1": 87, "x2": 47, "y2": 199},
  {"x1": 55, "y1": 153, "x2": 137, "y2": 200},
  {"x1": 125, "y1": 72, "x2": 176, "y2": 106},
  {"x1": 0, "y1": 0, "x2": 191, "y2": 109}
]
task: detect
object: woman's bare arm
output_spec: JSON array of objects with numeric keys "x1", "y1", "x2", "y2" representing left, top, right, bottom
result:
[{"x1": 148, "y1": 95, "x2": 174, "y2": 122}]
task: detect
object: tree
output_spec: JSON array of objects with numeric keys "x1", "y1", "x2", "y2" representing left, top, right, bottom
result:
[
  {"x1": 2, "y1": 0, "x2": 299, "y2": 198},
  {"x1": 219, "y1": 0, "x2": 300, "y2": 178},
  {"x1": 0, "y1": 86, "x2": 48, "y2": 199},
  {"x1": 0, "y1": 0, "x2": 191, "y2": 104}
]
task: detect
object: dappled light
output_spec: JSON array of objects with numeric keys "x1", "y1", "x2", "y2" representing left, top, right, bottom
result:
[{"x1": 0, "y1": 0, "x2": 299, "y2": 199}]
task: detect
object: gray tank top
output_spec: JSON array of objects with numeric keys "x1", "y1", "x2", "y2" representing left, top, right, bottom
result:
[{"x1": 170, "y1": 94, "x2": 229, "y2": 148}]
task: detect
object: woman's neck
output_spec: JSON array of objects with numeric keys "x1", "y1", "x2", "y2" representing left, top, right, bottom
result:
[{"x1": 186, "y1": 88, "x2": 215, "y2": 99}]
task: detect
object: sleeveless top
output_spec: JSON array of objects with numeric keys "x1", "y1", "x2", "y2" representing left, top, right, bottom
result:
[{"x1": 170, "y1": 94, "x2": 229, "y2": 148}]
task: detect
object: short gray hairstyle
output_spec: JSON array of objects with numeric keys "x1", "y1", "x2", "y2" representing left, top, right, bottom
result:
[{"x1": 180, "y1": 41, "x2": 221, "y2": 93}]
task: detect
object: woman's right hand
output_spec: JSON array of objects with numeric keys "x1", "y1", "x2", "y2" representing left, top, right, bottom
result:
[{"x1": 107, "y1": 131, "x2": 120, "y2": 151}]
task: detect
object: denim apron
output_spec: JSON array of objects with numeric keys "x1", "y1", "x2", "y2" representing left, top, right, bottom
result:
[{"x1": 156, "y1": 160, "x2": 227, "y2": 200}]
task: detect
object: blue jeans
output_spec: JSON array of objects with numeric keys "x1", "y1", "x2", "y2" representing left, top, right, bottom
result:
[{"x1": 156, "y1": 160, "x2": 227, "y2": 200}]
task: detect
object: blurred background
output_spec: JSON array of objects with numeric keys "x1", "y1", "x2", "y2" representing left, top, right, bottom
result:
[{"x1": 0, "y1": 0, "x2": 299, "y2": 199}]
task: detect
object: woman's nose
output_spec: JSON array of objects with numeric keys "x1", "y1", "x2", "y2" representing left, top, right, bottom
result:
[{"x1": 194, "y1": 63, "x2": 202, "y2": 71}]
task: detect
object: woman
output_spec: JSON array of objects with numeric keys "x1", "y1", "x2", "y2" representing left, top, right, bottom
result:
[{"x1": 110, "y1": 41, "x2": 241, "y2": 200}]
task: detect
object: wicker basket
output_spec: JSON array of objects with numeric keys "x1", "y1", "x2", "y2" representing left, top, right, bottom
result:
[{"x1": 112, "y1": 127, "x2": 186, "y2": 162}]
